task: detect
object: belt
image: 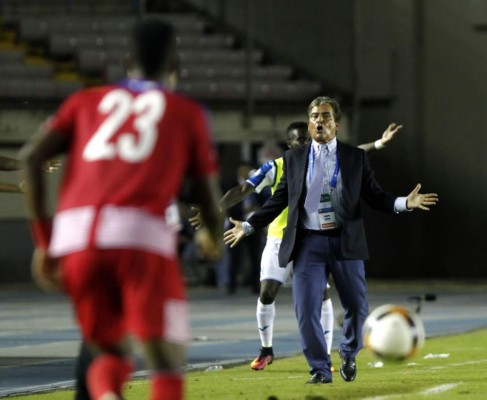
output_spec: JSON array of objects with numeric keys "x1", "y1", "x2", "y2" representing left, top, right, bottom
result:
[{"x1": 299, "y1": 228, "x2": 341, "y2": 237}]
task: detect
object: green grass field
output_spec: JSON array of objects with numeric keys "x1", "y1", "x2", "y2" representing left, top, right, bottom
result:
[{"x1": 10, "y1": 328, "x2": 487, "y2": 400}]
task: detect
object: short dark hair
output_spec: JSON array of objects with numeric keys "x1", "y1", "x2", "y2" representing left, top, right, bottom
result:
[
  {"x1": 307, "y1": 96, "x2": 341, "y2": 122},
  {"x1": 286, "y1": 121, "x2": 308, "y2": 140},
  {"x1": 132, "y1": 18, "x2": 178, "y2": 78}
]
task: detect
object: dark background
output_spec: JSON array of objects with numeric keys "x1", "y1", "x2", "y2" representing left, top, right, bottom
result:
[{"x1": 0, "y1": 0, "x2": 486, "y2": 281}]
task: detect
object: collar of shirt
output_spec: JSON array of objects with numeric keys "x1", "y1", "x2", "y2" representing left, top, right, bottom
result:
[
  {"x1": 118, "y1": 78, "x2": 165, "y2": 92},
  {"x1": 311, "y1": 137, "x2": 337, "y2": 156}
]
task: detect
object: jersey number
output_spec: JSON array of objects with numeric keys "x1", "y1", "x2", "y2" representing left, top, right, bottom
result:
[{"x1": 83, "y1": 89, "x2": 165, "y2": 163}]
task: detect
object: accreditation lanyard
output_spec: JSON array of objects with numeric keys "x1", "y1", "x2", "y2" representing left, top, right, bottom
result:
[{"x1": 307, "y1": 144, "x2": 340, "y2": 192}]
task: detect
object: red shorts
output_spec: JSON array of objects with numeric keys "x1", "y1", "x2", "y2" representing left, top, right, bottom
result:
[{"x1": 61, "y1": 249, "x2": 189, "y2": 347}]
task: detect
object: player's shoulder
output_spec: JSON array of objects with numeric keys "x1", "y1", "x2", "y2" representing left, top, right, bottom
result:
[
  {"x1": 257, "y1": 159, "x2": 277, "y2": 175},
  {"x1": 69, "y1": 85, "x2": 116, "y2": 101},
  {"x1": 165, "y1": 89, "x2": 205, "y2": 111}
]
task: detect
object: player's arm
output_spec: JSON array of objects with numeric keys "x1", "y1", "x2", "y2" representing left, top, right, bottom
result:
[
  {"x1": 20, "y1": 130, "x2": 67, "y2": 220},
  {"x1": 0, "y1": 154, "x2": 62, "y2": 172},
  {"x1": 358, "y1": 123, "x2": 403, "y2": 153},
  {"x1": 0, "y1": 155, "x2": 21, "y2": 171},
  {"x1": 189, "y1": 181, "x2": 254, "y2": 230},
  {"x1": 190, "y1": 175, "x2": 224, "y2": 261},
  {"x1": 220, "y1": 160, "x2": 275, "y2": 210},
  {"x1": 19, "y1": 129, "x2": 68, "y2": 292},
  {"x1": 219, "y1": 182, "x2": 256, "y2": 211},
  {"x1": 190, "y1": 160, "x2": 274, "y2": 229},
  {"x1": 0, "y1": 181, "x2": 24, "y2": 193}
]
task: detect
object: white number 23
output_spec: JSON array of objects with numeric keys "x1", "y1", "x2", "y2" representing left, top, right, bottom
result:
[{"x1": 83, "y1": 89, "x2": 165, "y2": 163}]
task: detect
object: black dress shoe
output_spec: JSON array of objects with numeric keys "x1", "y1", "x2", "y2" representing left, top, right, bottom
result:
[
  {"x1": 339, "y1": 358, "x2": 357, "y2": 382},
  {"x1": 305, "y1": 373, "x2": 332, "y2": 384}
]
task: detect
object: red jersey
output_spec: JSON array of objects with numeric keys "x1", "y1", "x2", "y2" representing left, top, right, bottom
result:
[{"x1": 46, "y1": 79, "x2": 218, "y2": 258}]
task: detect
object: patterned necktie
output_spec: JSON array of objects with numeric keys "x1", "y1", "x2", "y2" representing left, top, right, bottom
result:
[{"x1": 304, "y1": 145, "x2": 326, "y2": 213}]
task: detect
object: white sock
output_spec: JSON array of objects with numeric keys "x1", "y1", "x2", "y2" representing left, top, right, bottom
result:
[
  {"x1": 321, "y1": 298, "x2": 334, "y2": 355},
  {"x1": 256, "y1": 299, "x2": 275, "y2": 348}
]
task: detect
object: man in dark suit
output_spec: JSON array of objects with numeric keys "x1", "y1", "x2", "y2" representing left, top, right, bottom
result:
[{"x1": 224, "y1": 96, "x2": 438, "y2": 385}]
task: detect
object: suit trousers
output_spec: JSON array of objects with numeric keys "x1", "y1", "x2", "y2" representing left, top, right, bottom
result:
[{"x1": 292, "y1": 231, "x2": 368, "y2": 377}]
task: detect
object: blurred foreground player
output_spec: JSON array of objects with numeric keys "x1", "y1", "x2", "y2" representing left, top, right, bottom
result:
[{"x1": 20, "y1": 18, "x2": 223, "y2": 400}]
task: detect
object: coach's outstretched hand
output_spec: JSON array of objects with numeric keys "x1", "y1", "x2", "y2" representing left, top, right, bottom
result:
[
  {"x1": 406, "y1": 183, "x2": 439, "y2": 211},
  {"x1": 223, "y1": 217, "x2": 246, "y2": 248}
]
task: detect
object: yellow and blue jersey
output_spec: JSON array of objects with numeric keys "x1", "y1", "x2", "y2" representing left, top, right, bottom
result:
[{"x1": 246, "y1": 157, "x2": 288, "y2": 239}]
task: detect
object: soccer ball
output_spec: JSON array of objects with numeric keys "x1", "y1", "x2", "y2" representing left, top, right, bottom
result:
[{"x1": 363, "y1": 304, "x2": 425, "y2": 361}]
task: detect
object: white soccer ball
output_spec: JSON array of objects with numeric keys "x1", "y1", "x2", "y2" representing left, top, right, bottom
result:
[{"x1": 363, "y1": 304, "x2": 425, "y2": 361}]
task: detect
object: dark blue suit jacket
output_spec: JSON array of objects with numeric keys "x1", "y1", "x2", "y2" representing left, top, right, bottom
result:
[{"x1": 248, "y1": 140, "x2": 397, "y2": 266}]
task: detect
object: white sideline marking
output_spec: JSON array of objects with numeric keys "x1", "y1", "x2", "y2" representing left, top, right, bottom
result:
[
  {"x1": 361, "y1": 382, "x2": 461, "y2": 400},
  {"x1": 419, "y1": 383, "x2": 462, "y2": 394},
  {"x1": 430, "y1": 358, "x2": 487, "y2": 369}
]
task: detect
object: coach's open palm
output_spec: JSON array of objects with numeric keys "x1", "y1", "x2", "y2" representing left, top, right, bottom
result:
[{"x1": 406, "y1": 183, "x2": 439, "y2": 211}]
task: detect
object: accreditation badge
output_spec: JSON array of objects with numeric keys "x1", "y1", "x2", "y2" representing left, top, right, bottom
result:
[{"x1": 318, "y1": 193, "x2": 337, "y2": 230}]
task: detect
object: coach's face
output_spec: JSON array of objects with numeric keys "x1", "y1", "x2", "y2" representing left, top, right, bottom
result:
[{"x1": 308, "y1": 103, "x2": 338, "y2": 144}]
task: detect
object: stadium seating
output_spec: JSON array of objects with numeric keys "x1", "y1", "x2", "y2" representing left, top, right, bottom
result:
[
  {"x1": 16, "y1": 14, "x2": 204, "y2": 44},
  {"x1": 0, "y1": 49, "x2": 25, "y2": 63},
  {"x1": 0, "y1": 4, "x2": 322, "y2": 104},
  {"x1": 0, "y1": 0, "x2": 134, "y2": 16},
  {"x1": 48, "y1": 32, "x2": 236, "y2": 59},
  {"x1": 0, "y1": 46, "x2": 83, "y2": 101},
  {"x1": 0, "y1": 77, "x2": 83, "y2": 100},
  {"x1": 0, "y1": 63, "x2": 54, "y2": 79},
  {"x1": 178, "y1": 80, "x2": 321, "y2": 102}
]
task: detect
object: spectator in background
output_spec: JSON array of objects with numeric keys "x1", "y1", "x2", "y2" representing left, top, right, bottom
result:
[{"x1": 20, "y1": 18, "x2": 222, "y2": 400}]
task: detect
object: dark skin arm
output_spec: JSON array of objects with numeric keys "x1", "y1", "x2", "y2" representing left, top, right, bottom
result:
[
  {"x1": 189, "y1": 175, "x2": 224, "y2": 261},
  {"x1": 0, "y1": 181, "x2": 24, "y2": 193},
  {"x1": 189, "y1": 181, "x2": 256, "y2": 229},
  {"x1": 219, "y1": 181, "x2": 255, "y2": 210},
  {"x1": 0, "y1": 154, "x2": 62, "y2": 172},
  {"x1": 20, "y1": 129, "x2": 68, "y2": 220},
  {"x1": 0, "y1": 155, "x2": 21, "y2": 171},
  {"x1": 19, "y1": 129, "x2": 68, "y2": 292}
]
